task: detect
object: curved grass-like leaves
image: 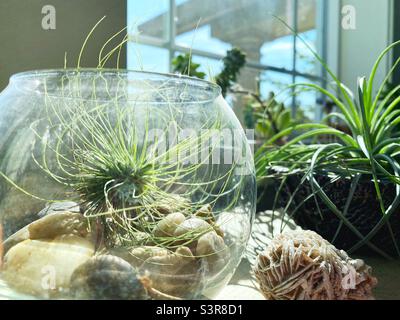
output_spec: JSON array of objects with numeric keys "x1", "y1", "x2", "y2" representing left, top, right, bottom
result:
[{"x1": 256, "y1": 26, "x2": 400, "y2": 258}]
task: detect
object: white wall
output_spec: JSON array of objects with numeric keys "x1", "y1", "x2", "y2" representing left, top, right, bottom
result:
[
  {"x1": 326, "y1": 0, "x2": 393, "y2": 94},
  {"x1": 0, "y1": 0, "x2": 127, "y2": 91}
]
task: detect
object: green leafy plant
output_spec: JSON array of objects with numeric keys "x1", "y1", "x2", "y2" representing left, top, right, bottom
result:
[
  {"x1": 242, "y1": 91, "x2": 307, "y2": 144},
  {"x1": 256, "y1": 21, "x2": 400, "y2": 258},
  {"x1": 172, "y1": 48, "x2": 246, "y2": 97},
  {"x1": 215, "y1": 48, "x2": 246, "y2": 96},
  {"x1": 172, "y1": 53, "x2": 206, "y2": 80}
]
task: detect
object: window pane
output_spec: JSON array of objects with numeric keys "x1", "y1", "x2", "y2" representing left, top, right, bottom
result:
[
  {"x1": 174, "y1": 0, "x2": 297, "y2": 65},
  {"x1": 127, "y1": 43, "x2": 169, "y2": 73},
  {"x1": 231, "y1": 68, "x2": 293, "y2": 125},
  {"x1": 260, "y1": 71, "x2": 293, "y2": 104},
  {"x1": 261, "y1": 35, "x2": 294, "y2": 71},
  {"x1": 229, "y1": 67, "x2": 265, "y2": 124},
  {"x1": 234, "y1": 67, "x2": 263, "y2": 93},
  {"x1": 191, "y1": 55, "x2": 224, "y2": 80},
  {"x1": 176, "y1": 25, "x2": 232, "y2": 56},
  {"x1": 127, "y1": 0, "x2": 169, "y2": 40},
  {"x1": 294, "y1": 76, "x2": 321, "y2": 121},
  {"x1": 296, "y1": 0, "x2": 318, "y2": 75}
]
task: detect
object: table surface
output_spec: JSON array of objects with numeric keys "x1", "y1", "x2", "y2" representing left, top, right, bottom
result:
[
  {"x1": 0, "y1": 210, "x2": 398, "y2": 300},
  {"x1": 215, "y1": 211, "x2": 400, "y2": 300}
]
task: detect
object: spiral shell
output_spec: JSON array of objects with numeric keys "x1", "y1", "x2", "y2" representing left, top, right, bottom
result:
[{"x1": 70, "y1": 255, "x2": 148, "y2": 300}]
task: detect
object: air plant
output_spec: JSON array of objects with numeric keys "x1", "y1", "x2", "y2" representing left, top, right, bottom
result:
[
  {"x1": 0, "y1": 19, "x2": 249, "y2": 253},
  {"x1": 42, "y1": 79, "x2": 249, "y2": 248},
  {"x1": 256, "y1": 18, "x2": 400, "y2": 259}
]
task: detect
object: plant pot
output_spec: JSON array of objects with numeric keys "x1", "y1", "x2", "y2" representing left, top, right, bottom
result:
[
  {"x1": 275, "y1": 171, "x2": 400, "y2": 257},
  {"x1": 0, "y1": 69, "x2": 256, "y2": 299},
  {"x1": 256, "y1": 181, "x2": 280, "y2": 212}
]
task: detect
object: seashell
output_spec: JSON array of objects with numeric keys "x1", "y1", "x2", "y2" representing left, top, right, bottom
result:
[
  {"x1": 129, "y1": 246, "x2": 169, "y2": 267},
  {"x1": 70, "y1": 255, "x2": 148, "y2": 300},
  {"x1": 153, "y1": 212, "x2": 186, "y2": 237},
  {"x1": 254, "y1": 230, "x2": 378, "y2": 300},
  {"x1": 194, "y1": 204, "x2": 214, "y2": 222},
  {"x1": 173, "y1": 217, "x2": 212, "y2": 238},
  {"x1": 196, "y1": 231, "x2": 230, "y2": 274},
  {"x1": 2, "y1": 211, "x2": 89, "y2": 254},
  {"x1": 110, "y1": 246, "x2": 169, "y2": 268},
  {"x1": 2, "y1": 235, "x2": 94, "y2": 298},
  {"x1": 153, "y1": 195, "x2": 190, "y2": 215},
  {"x1": 213, "y1": 225, "x2": 224, "y2": 238},
  {"x1": 194, "y1": 204, "x2": 224, "y2": 237},
  {"x1": 140, "y1": 246, "x2": 205, "y2": 299},
  {"x1": 110, "y1": 231, "x2": 152, "y2": 249}
]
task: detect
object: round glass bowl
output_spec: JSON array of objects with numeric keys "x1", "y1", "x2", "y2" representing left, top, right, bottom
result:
[{"x1": 0, "y1": 69, "x2": 255, "y2": 300}]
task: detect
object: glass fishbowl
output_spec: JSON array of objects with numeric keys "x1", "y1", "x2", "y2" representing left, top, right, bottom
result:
[{"x1": 0, "y1": 69, "x2": 255, "y2": 300}]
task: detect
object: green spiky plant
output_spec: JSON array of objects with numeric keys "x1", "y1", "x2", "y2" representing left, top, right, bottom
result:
[
  {"x1": 33, "y1": 87, "x2": 239, "y2": 249},
  {"x1": 256, "y1": 18, "x2": 400, "y2": 259}
]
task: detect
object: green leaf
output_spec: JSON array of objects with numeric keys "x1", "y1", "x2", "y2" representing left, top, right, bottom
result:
[{"x1": 277, "y1": 109, "x2": 291, "y2": 129}]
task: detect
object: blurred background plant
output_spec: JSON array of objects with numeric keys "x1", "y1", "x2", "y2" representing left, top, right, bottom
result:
[
  {"x1": 172, "y1": 48, "x2": 307, "y2": 145},
  {"x1": 172, "y1": 47, "x2": 246, "y2": 97},
  {"x1": 242, "y1": 90, "x2": 308, "y2": 144},
  {"x1": 171, "y1": 53, "x2": 207, "y2": 80}
]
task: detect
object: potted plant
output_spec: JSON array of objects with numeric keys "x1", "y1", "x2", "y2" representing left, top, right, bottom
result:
[{"x1": 256, "y1": 37, "x2": 400, "y2": 259}]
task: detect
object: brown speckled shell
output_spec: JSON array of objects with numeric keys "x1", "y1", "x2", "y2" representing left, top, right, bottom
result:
[{"x1": 70, "y1": 255, "x2": 148, "y2": 300}]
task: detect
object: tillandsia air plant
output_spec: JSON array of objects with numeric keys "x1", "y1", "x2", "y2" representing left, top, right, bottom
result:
[
  {"x1": 256, "y1": 19, "x2": 400, "y2": 259},
  {"x1": 0, "y1": 17, "x2": 255, "y2": 299}
]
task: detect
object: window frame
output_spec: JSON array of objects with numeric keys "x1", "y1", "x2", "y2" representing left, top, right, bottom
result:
[{"x1": 127, "y1": 0, "x2": 328, "y2": 120}]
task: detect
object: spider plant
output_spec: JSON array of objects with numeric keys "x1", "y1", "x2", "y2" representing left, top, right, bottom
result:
[{"x1": 256, "y1": 21, "x2": 400, "y2": 259}]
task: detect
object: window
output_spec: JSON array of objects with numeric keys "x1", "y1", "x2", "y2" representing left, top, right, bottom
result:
[{"x1": 127, "y1": 0, "x2": 326, "y2": 121}]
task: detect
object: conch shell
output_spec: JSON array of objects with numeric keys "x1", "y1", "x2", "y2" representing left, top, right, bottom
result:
[{"x1": 254, "y1": 230, "x2": 377, "y2": 300}]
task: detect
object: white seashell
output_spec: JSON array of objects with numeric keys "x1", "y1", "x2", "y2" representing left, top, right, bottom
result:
[
  {"x1": 196, "y1": 231, "x2": 230, "y2": 274},
  {"x1": 118, "y1": 246, "x2": 169, "y2": 267},
  {"x1": 3, "y1": 211, "x2": 89, "y2": 253},
  {"x1": 153, "y1": 212, "x2": 186, "y2": 237},
  {"x1": 173, "y1": 217, "x2": 212, "y2": 237},
  {"x1": 141, "y1": 246, "x2": 204, "y2": 299}
]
